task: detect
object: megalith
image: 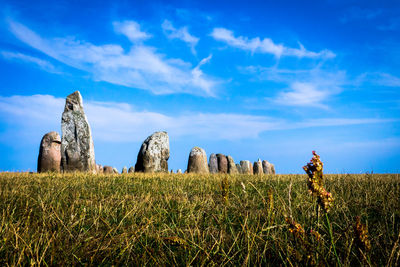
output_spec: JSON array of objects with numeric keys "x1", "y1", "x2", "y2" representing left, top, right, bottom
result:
[
  {"x1": 227, "y1": 155, "x2": 238, "y2": 174},
  {"x1": 217, "y1": 154, "x2": 228, "y2": 173},
  {"x1": 187, "y1": 147, "x2": 209, "y2": 173},
  {"x1": 61, "y1": 91, "x2": 96, "y2": 173},
  {"x1": 135, "y1": 131, "x2": 170, "y2": 173},
  {"x1": 262, "y1": 160, "x2": 276, "y2": 174},
  {"x1": 240, "y1": 160, "x2": 252, "y2": 174},
  {"x1": 253, "y1": 159, "x2": 263, "y2": 175},
  {"x1": 37, "y1": 131, "x2": 61, "y2": 172},
  {"x1": 209, "y1": 153, "x2": 218, "y2": 173}
]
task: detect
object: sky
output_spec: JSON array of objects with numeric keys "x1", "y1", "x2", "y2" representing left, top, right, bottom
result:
[{"x1": 0, "y1": 0, "x2": 399, "y2": 173}]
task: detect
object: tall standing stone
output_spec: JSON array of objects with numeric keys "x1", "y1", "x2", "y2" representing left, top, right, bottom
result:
[
  {"x1": 240, "y1": 160, "x2": 252, "y2": 174},
  {"x1": 209, "y1": 153, "x2": 218, "y2": 173},
  {"x1": 103, "y1": 166, "x2": 113, "y2": 174},
  {"x1": 187, "y1": 147, "x2": 209, "y2": 173},
  {"x1": 227, "y1": 155, "x2": 238, "y2": 174},
  {"x1": 217, "y1": 154, "x2": 228, "y2": 173},
  {"x1": 253, "y1": 159, "x2": 263, "y2": 175},
  {"x1": 135, "y1": 131, "x2": 170, "y2": 173},
  {"x1": 262, "y1": 160, "x2": 276, "y2": 174},
  {"x1": 128, "y1": 166, "x2": 135, "y2": 173},
  {"x1": 38, "y1": 131, "x2": 61, "y2": 173},
  {"x1": 61, "y1": 91, "x2": 96, "y2": 173}
]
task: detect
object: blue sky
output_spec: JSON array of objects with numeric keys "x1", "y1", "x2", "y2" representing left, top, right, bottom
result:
[{"x1": 0, "y1": 0, "x2": 399, "y2": 173}]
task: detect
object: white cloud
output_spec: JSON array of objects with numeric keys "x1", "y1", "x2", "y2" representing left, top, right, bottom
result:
[
  {"x1": 162, "y1": 20, "x2": 199, "y2": 54},
  {"x1": 7, "y1": 19, "x2": 217, "y2": 96},
  {"x1": 1, "y1": 50, "x2": 59, "y2": 73},
  {"x1": 113, "y1": 20, "x2": 151, "y2": 42},
  {"x1": 242, "y1": 65, "x2": 346, "y2": 108},
  {"x1": 0, "y1": 94, "x2": 394, "y2": 143},
  {"x1": 273, "y1": 82, "x2": 332, "y2": 108},
  {"x1": 211, "y1": 27, "x2": 335, "y2": 59}
]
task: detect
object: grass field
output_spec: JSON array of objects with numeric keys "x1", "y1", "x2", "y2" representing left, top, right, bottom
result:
[{"x1": 0, "y1": 172, "x2": 399, "y2": 266}]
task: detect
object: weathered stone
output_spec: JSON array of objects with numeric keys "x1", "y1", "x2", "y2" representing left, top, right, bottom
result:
[
  {"x1": 122, "y1": 166, "x2": 128, "y2": 174},
  {"x1": 128, "y1": 166, "x2": 134, "y2": 173},
  {"x1": 37, "y1": 131, "x2": 61, "y2": 172},
  {"x1": 227, "y1": 155, "x2": 238, "y2": 174},
  {"x1": 253, "y1": 159, "x2": 263, "y2": 175},
  {"x1": 135, "y1": 131, "x2": 169, "y2": 173},
  {"x1": 177, "y1": 169, "x2": 182, "y2": 174},
  {"x1": 61, "y1": 91, "x2": 96, "y2": 173},
  {"x1": 250, "y1": 162, "x2": 254, "y2": 175},
  {"x1": 187, "y1": 147, "x2": 209, "y2": 173},
  {"x1": 216, "y1": 154, "x2": 228, "y2": 173},
  {"x1": 236, "y1": 163, "x2": 242, "y2": 174},
  {"x1": 209, "y1": 153, "x2": 218, "y2": 173},
  {"x1": 96, "y1": 164, "x2": 103, "y2": 174},
  {"x1": 240, "y1": 160, "x2": 252, "y2": 174},
  {"x1": 113, "y1": 167, "x2": 118, "y2": 174},
  {"x1": 262, "y1": 160, "x2": 276, "y2": 174},
  {"x1": 103, "y1": 166, "x2": 113, "y2": 174}
]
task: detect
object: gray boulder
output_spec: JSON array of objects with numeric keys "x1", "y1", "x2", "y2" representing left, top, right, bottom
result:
[
  {"x1": 128, "y1": 166, "x2": 135, "y2": 173},
  {"x1": 227, "y1": 155, "x2": 238, "y2": 174},
  {"x1": 135, "y1": 131, "x2": 169, "y2": 173},
  {"x1": 253, "y1": 159, "x2": 263, "y2": 175},
  {"x1": 217, "y1": 154, "x2": 228, "y2": 173},
  {"x1": 122, "y1": 166, "x2": 128, "y2": 174},
  {"x1": 187, "y1": 147, "x2": 209, "y2": 173},
  {"x1": 240, "y1": 160, "x2": 252, "y2": 174},
  {"x1": 209, "y1": 153, "x2": 218, "y2": 173},
  {"x1": 262, "y1": 160, "x2": 276, "y2": 174},
  {"x1": 38, "y1": 131, "x2": 61, "y2": 173},
  {"x1": 61, "y1": 91, "x2": 96, "y2": 173}
]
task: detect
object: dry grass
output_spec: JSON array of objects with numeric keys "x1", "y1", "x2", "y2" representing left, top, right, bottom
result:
[{"x1": 0, "y1": 172, "x2": 399, "y2": 266}]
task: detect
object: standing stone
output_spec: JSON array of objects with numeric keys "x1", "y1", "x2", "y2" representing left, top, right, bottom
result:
[
  {"x1": 227, "y1": 155, "x2": 238, "y2": 174},
  {"x1": 122, "y1": 166, "x2": 128, "y2": 174},
  {"x1": 113, "y1": 167, "x2": 118, "y2": 174},
  {"x1": 262, "y1": 160, "x2": 276, "y2": 174},
  {"x1": 135, "y1": 131, "x2": 170, "y2": 173},
  {"x1": 187, "y1": 147, "x2": 209, "y2": 173},
  {"x1": 240, "y1": 160, "x2": 252, "y2": 174},
  {"x1": 177, "y1": 169, "x2": 182, "y2": 174},
  {"x1": 250, "y1": 163, "x2": 254, "y2": 175},
  {"x1": 37, "y1": 131, "x2": 61, "y2": 173},
  {"x1": 61, "y1": 91, "x2": 96, "y2": 173},
  {"x1": 209, "y1": 153, "x2": 218, "y2": 173},
  {"x1": 103, "y1": 166, "x2": 113, "y2": 174},
  {"x1": 253, "y1": 159, "x2": 263, "y2": 175},
  {"x1": 217, "y1": 154, "x2": 228, "y2": 173},
  {"x1": 128, "y1": 166, "x2": 135, "y2": 173},
  {"x1": 236, "y1": 163, "x2": 242, "y2": 174}
]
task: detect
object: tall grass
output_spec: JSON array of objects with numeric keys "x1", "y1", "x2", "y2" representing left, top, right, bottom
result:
[{"x1": 0, "y1": 172, "x2": 399, "y2": 265}]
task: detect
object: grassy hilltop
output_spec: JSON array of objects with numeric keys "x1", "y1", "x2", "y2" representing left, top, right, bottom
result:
[{"x1": 0, "y1": 172, "x2": 399, "y2": 266}]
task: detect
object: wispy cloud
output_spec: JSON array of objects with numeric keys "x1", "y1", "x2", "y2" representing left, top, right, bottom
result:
[
  {"x1": 1, "y1": 50, "x2": 60, "y2": 73},
  {"x1": 7, "y1": 19, "x2": 217, "y2": 96},
  {"x1": 241, "y1": 65, "x2": 346, "y2": 108},
  {"x1": 162, "y1": 20, "x2": 199, "y2": 54},
  {"x1": 113, "y1": 20, "x2": 151, "y2": 42},
  {"x1": 211, "y1": 27, "x2": 335, "y2": 59},
  {"x1": 356, "y1": 72, "x2": 400, "y2": 87},
  {"x1": 0, "y1": 94, "x2": 394, "y2": 143}
]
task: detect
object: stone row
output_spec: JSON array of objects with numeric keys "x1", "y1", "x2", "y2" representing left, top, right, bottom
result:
[{"x1": 37, "y1": 91, "x2": 275, "y2": 175}]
